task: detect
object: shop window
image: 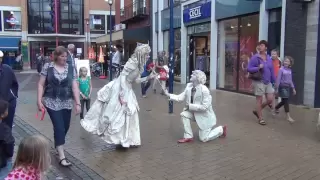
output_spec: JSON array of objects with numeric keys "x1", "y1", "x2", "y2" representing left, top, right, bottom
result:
[
  {"x1": 106, "y1": 15, "x2": 115, "y2": 33},
  {"x1": 174, "y1": 29, "x2": 181, "y2": 78},
  {"x1": 90, "y1": 14, "x2": 106, "y2": 34},
  {"x1": 217, "y1": 14, "x2": 259, "y2": 93},
  {"x1": 59, "y1": 0, "x2": 84, "y2": 35},
  {"x1": 27, "y1": 1, "x2": 56, "y2": 34},
  {"x1": 3, "y1": 11, "x2": 22, "y2": 31},
  {"x1": 268, "y1": 9, "x2": 282, "y2": 54}
]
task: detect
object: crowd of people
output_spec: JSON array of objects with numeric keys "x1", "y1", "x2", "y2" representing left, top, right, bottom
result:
[{"x1": 0, "y1": 40, "x2": 297, "y2": 179}]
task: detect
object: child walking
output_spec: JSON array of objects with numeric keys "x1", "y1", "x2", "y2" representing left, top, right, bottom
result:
[
  {"x1": 0, "y1": 100, "x2": 14, "y2": 179},
  {"x1": 5, "y1": 135, "x2": 51, "y2": 180},
  {"x1": 78, "y1": 67, "x2": 92, "y2": 120},
  {"x1": 274, "y1": 56, "x2": 296, "y2": 123}
]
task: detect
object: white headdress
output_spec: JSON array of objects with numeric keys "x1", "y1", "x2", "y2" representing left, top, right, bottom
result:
[{"x1": 130, "y1": 43, "x2": 151, "y2": 73}]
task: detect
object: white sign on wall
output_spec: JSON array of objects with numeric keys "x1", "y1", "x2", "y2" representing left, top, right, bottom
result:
[
  {"x1": 75, "y1": 59, "x2": 91, "y2": 77},
  {"x1": 189, "y1": 6, "x2": 202, "y2": 19}
]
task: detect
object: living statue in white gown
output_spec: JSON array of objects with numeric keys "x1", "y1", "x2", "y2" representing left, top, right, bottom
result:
[
  {"x1": 80, "y1": 43, "x2": 152, "y2": 148},
  {"x1": 164, "y1": 70, "x2": 227, "y2": 143}
]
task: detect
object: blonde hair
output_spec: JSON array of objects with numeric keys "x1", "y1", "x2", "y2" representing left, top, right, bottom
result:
[
  {"x1": 79, "y1": 67, "x2": 88, "y2": 77},
  {"x1": 13, "y1": 135, "x2": 51, "y2": 172}
]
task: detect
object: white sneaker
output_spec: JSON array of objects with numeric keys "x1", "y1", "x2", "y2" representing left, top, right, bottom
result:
[{"x1": 287, "y1": 117, "x2": 295, "y2": 123}]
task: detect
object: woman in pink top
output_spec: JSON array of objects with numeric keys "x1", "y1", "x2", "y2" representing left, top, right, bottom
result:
[{"x1": 274, "y1": 56, "x2": 296, "y2": 123}]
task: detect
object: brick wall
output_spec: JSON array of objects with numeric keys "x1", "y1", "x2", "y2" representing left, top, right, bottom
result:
[
  {"x1": 284, "y1": 1, "x2": 308, "y2": 105},
  {"x1": 115, "y1": 0, "x2": 121, "y2": 24},
  {"x1": 304, "y1": 0, "x2": 319, "y2": 107},
  {"x1": 0, "y1": 0, "x2": 21, "y2": 7}
]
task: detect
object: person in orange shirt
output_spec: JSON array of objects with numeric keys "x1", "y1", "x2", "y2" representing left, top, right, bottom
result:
[
  {"x1": 270, "y1": 49, "x2": 282, "y2": 110},
  {"x1": 271, "y1": 49, "x2": 281, "y2": 77}
]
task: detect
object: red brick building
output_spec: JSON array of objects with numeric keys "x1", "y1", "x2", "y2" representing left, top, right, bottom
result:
[{"x1": 118, "y1": 0, "x2": 151, "y2": 59}]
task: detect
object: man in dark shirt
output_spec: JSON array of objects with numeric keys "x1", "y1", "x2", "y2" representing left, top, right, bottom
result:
[{"x1": 0, "y1": 50, "x2": 18, "y2": 156}]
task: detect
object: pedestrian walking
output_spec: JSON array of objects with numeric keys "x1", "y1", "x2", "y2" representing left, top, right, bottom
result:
[
  {"x1": 0, "y1": 50, "x2": 18, "y2": 159},
  {"x1": 5, "y1": 135, "x2": 51, "y2": 180},
  {"x1": 270, "y1": 49, "x2": 282, "y2": 109},
  {"x1": 274, "y1": 56, "x2": 296, "y2": 123},
  {"x1": 67, "y1": 44, "x2": 78, "y2": 77},
  {"x1": 0, "y1": 100, "x2": 14, "y2": 179},
  {"x1": 153, "y1": 51, "x2": 168, "y2": 94},
  {"x1": 37, "y1": 46, "x2": 81, "y2": 167},
  {"x1": 247, "y1": 40, "x2": 276, "y2": 125},
  {"x1": 78, "y1": 67, "x2": 92, "y2": 120},
  {"x1": 36, "y1": 54, "x2": 44, "y2": 74}
]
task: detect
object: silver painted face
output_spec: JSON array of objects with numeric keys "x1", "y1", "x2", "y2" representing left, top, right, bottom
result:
[{"x1": 190, "y1": 72, "x2": 197, "y2": 82}]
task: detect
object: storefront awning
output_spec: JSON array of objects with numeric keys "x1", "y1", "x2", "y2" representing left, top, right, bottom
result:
[
  {"x1": 0, "y1": 37, "x2": 21, "y2": 51},
  {"x1": 95, "y1": 30, "x2": 124, "y2": 44}
]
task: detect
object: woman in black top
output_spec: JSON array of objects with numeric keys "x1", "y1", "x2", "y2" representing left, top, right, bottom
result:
[{"x1": 37, "y1": 46, "x2": 81, "y2": 167}]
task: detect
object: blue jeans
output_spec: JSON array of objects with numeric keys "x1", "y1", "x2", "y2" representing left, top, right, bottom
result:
[
  {"x1": 0, "y1": 158, "x2": 12, "y2": 179},
  {"x1": 46, "y1": 108, "x2": 72, "y2": 147},
  {"x1": 2, "y1": 99, "x2": 16, "y2": 157},
  {"x1": 141, "y1": 80, "x2": 151, "y2": 96}
]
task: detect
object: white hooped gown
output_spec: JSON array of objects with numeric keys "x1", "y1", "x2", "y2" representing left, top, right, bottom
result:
[{"x1": 80, "y1": 58, "x2": 146, "y2": 148}]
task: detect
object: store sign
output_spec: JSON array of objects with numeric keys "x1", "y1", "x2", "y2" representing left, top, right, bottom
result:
[
  {"x1": 183, "y1": 1, "x2": 211, "y2": 23},
  {"x1": 114, "y1": 24, "x2": 126, "y2": 31}
]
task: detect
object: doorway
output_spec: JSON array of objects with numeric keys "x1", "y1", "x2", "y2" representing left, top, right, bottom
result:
[{"x1": 189, "y1": 34, "x2": 210, "y2": 85}]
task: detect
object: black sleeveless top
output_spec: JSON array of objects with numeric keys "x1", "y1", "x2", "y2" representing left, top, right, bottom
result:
[{"x1": 43, "y1": 64, "x2": 73, "y2": 100}]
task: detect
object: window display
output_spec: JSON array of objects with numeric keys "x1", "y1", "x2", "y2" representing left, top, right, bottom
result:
[
  {"x1": 3, "y1": 11, "x2": 22, "y2": 31},
  {"x1": 174, "y1": 29, "x2": 181, "y2": 77},
  {"x1": 218, "y1": 14, "x2": 259, "y2": 93}
]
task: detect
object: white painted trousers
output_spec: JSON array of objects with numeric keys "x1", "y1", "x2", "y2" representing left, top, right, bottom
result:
[{"x1": 181, "y1": 111, "x2": 223, "y2": 142}]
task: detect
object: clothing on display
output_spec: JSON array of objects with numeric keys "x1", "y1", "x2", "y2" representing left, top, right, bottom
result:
[
  {"x1": 195, "y1": 56, "x2": 206, "y2": 72},
  {"x1": 195, "y1": 55, "x2": 210, "y2": 73}
]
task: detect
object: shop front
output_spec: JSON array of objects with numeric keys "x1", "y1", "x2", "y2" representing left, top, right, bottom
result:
[
  {"x1": 182, "y1": 0, "x2": 211, "y2": 84},
  {"x1": 217, "y1": 14, "x2": 259, "y2": 94},
  {"x1": 29, "y1": 40, "x2": 84, "y2": 69},
  {"x1": 215, "y1": 0, "x2": 281, "y2": 94}
]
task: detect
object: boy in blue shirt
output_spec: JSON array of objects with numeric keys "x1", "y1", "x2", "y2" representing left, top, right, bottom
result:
[{"x1": 141, "y1": 59, "x2": 154, "y2": 98}]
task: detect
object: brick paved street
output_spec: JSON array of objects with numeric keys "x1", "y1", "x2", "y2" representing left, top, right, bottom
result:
[{"x1": 13, "y1": 72, "x2": 320, "y2": 180}]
